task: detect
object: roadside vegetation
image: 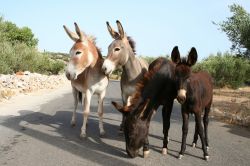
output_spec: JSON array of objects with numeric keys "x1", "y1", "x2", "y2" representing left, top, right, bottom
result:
[{"x1": 0, "y1": 17, "x2": 66, "y2": 75}]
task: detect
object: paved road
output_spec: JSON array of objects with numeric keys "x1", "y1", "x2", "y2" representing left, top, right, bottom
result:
[{"x1": 0, "y1": 81, "x2": 250, "y2": 166}]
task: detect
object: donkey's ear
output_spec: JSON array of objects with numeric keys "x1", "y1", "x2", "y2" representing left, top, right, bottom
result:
[
  {"x1": 106, "y1": 22, "x2": 120, "y2": 39},
  {"x1": 63, "y1": 25, "x2": 79, "y2": 41},
  {"x1": 187, "y1": 47, "x2": 197, "y2": 66},
  {"x1": 112, "y1": 101, "x2": 126, "y2": 114},
  {"x1": 74, "y1": 22, "x2": 87, "y2": 42},
  {"x1": 171, "y1": 46, "x2": 181, "y2": 64},
  {"x1": 116, "y1": 20, "x2": 125, "y2": 39}
]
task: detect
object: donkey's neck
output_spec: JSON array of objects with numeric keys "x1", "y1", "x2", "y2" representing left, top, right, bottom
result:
[{"x1": 122, "y1": 53, "x2": 142, "y2": 82}]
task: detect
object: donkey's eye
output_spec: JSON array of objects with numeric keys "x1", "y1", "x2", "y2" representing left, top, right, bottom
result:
[
  {"x1": 114, "y1": 48, "x2": 120, "y2": 52},
  {"x1": 76, "y1": 51, "x2": 82, "y2": 55}
]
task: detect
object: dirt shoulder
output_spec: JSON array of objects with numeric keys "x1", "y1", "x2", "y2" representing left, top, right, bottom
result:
[{"x1": 211, "y1": 87, "x2": 250, "y2": 127}]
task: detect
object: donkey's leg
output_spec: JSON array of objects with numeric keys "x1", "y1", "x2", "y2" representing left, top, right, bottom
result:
[
  {"x1": 178, "y1": 111, "x2": 189, "y2": 159},
  {"x1": 162, "y1": 101, "x2": 174, "y2": 155},
  {"x1": 204, "y1": 106, "x2": 211, "y2": 150},
  {"x1": 71, "y1": 87, "x2": 78, "y2": 127},
  {"x1": 143, "y1": 136, "x2": 150, "y2": 158},
  {"x1": 98, "y1": 90, "x2": 106, "y2": 136},
  {"x1": 119, "y1": 93, "x2": 127, "y2": 132},
  {"x1": 80, "y1": 90, "x2": 92, "y2": 138},
  {"x1": 195, "y1": 112, "x2": 209, "y2": 160},
  {"x1": 192, "y1": 122, "x2": 198, "y2": 148}
]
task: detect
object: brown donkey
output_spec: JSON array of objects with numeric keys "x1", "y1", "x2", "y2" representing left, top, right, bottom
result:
[
  {"x1": 171, "y1": 46, "x2": 213, "y2": 161},
  {"x1": 112, "y1": 57, "x2": 176, "y2": 158},
  {"x1": 63, "y1": 23, "x2": 108, "y2": 138},
  {"x1": 102, "y1": 20, "x2": 148, "y2": 131}
]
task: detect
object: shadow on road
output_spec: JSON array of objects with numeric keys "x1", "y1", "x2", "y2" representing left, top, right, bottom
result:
[{"x1": 0, "y1": 93, "x2": 136, "y2": 166}]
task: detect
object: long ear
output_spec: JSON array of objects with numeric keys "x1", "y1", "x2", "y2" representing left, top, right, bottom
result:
[
  {"x1": 74, "y1": 22, "x2": 86, "y2": 42},
  {"x1": 63, "y1": 25, "x2": 79, "y2": 41},
  {"x1": 112, "y1": 101, "x2": 126, "y2": 114},
  {"x1": 116, "y1": 20, "x2": 125, "y2": 39},
  {"x1": 171, "y1": 46, "x2": 181, "y2": 64},
  {"x1": 187, "y1": 47, "x2": 198, "y2": 66},
  {"x1": 106, "y1": 22, "x2": 120, "y2": 39},
  {"x1": 135, "y1": 99, "x2": 150, "y2": 119}
]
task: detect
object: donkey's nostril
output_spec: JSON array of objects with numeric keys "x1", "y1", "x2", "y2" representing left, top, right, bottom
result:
[
  {"x1": 66, "y1": 73, "x2": 71, "y2": 80},
  {"x1": 102, "y1": 66, "x2": 107, "y2": 73}
]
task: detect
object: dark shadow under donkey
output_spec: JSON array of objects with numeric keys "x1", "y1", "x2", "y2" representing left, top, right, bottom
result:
[
  {"x1": 171, "y1": 46, "x2": 213, "y2": 161},
  {"x1": 112, "y1": 56, "x2": 177, "y2": 158}
]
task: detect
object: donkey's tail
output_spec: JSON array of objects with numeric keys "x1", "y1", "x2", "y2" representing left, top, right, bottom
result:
[{"x1": 78, "y1": 91, "x2": 82, "y2": 103}]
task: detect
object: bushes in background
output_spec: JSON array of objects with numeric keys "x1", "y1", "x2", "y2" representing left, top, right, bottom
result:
[
  {"x1": 193, "y1": 52, "x2": 250, "y2": 88},
  {"x1": 0, "y1": 41, "x2": 65, "y2": 75},
  {"x1": 0, "y1": 17, "x2": 65, "y2": 75}
]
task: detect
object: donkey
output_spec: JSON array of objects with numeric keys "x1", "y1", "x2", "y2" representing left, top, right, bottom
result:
[
  {"x1": 102, "y1": 20, "x2": 148, "y2": 132},
  {"x1": 112, "y1": 56, "x2": 177, "y2": 158},
  {"x1": 63, "y1": 23, "x2": 109, "y2": 138},
  {"x1": 171, "y1": 46, "x2": 213, "y2": 161}
]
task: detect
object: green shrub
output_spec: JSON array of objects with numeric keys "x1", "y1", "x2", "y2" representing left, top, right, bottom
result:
[
  {"x1": 0, "y1": 41, "x2": 65, "y2": 75},
  {"x1": 193, "y1": 52, "x2": 250, "y2": 88}
]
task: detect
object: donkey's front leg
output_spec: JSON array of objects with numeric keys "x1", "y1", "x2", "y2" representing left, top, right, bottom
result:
[
  {"x1": 162, "y1": 101, "x2": 173, "y2": 155},
  {"x1": 179, "y1": 111, "x2": 189, "y2": 159},
  {"x1": 98, "y1": 90, "x2": 106, "y2": 137},
  {"x1": 143, "y1": 136, "x2": 150, "y2": 158},
  {"x1": 71, "y1": 87, "x2": 79, "y2": 127},
  {"x1": 80, "y1": 90, "x2": 92, "y2": 138}
]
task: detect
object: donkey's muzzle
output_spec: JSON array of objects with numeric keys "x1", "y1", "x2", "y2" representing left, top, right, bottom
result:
[
  {"x1": 126, "y1": 147, "x2": 139, "y2": 158},
  {"x1": 65, "y1": 72, "x2": 76, "y2": 80},
  {"x1": 177, "y1": 89, "x2": 187, "y2": 104},
  {"x1": 102, "y1": 59, "x2": 115, "y2": 75}
]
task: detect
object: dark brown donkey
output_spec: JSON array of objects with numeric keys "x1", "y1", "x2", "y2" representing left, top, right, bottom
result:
[
  {"x1": 171, "y1": 46, "x2": 213, "y2": 161},
  {"x1": 112, "y1": 56, "x2": 177, "y2": 158}
]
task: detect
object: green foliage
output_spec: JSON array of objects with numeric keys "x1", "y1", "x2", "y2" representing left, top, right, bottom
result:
[
  {"x1": 216, "y1": 4, "x2": 250, "y2": 58},
  {"x1": 141, "y1": 56, "x2": 157, "y2": 65},
  {"x1": 0, "y1": 16, "x2": 38, "y2": 47},
  {"x1": 0, "y1": 17, "x2": 64, "y2": 75},
  {"x1": 0, "y1": 41, "x2": 65, "y2": 75},
  {"x1": 193, "y1": 52, "x2": 250, "y2": 88}
]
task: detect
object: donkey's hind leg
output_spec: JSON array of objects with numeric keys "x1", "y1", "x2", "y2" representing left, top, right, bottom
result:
[
  {"x1": 98, "y1": 90, "x2": 106, "y2": 137},
  {"x1": 71, "y1": 88, "x2": 79, "y2": 127},
  {"x1": 195, "y1": 112, "x2": 209, "y2": 160},
  {"x1": 204, "y1": 104, "x2": 211, "y2": 150}
]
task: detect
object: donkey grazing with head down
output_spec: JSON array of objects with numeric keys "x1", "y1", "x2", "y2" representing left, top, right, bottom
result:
[
  {"x1": 112, "y1": 56, "x2": 177, "y2": 158},
  {"x1": 102, "y1": 20, "x2": 148, "y2": 132},
  {"x1": 63, "y1": 23, "x2": 108, "y2": 138},
  {"x1": 171, "y1": 46, "x2": 213, "y2": 161}
]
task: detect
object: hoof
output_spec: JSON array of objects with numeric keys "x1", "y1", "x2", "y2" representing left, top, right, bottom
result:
[
  {"x1": 178, "y1": 154, "x2": 183, "y2": 159},
  {"x1": 100, "y1": 131, "x2": 105, "y2": 137},
  {"x1": 192, "y1": 143, "x2": 196, "y2": 148},
  {"x1": 70, "y1": 121, "x2": 76, "y2": 127},
  {"x1": 80, "y1": 132, "x2": 87, "y2": 139},
  {"x1": 143, "y1": 150, "x2": 150, "y2": 158},
  {"x1": 206, "y1": 146, "x2": 210, "y2": 151},
  {"x1": 118, "y1": 128, "x2": 123, "y2": 134},
  {"x1": 162, "y1": 148, "x2": 167, "y2": 155},
  {"x1": 204, "y1": 155, "x2": 210, "y2": 161}
]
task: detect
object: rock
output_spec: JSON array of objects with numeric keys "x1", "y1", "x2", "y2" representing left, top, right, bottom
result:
[{"x1": 24, "y1": 71, "x2": 31, "y2": 76}]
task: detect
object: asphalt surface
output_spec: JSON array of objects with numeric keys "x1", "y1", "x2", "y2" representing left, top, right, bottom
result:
[{"x1": 0, "y1": 81, "x2": 250, "y2": 166}]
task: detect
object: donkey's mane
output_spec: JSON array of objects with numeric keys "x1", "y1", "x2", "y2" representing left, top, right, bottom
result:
[
  {"x1": 124, "y1": 59, "x2": 164, "y2": 112},
  {"x1": 127, "y1": 36, "x2": 136, "y2": 54},
  {"x1": 88, "y1": 35, "x2": 103, "y2": 59}
]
